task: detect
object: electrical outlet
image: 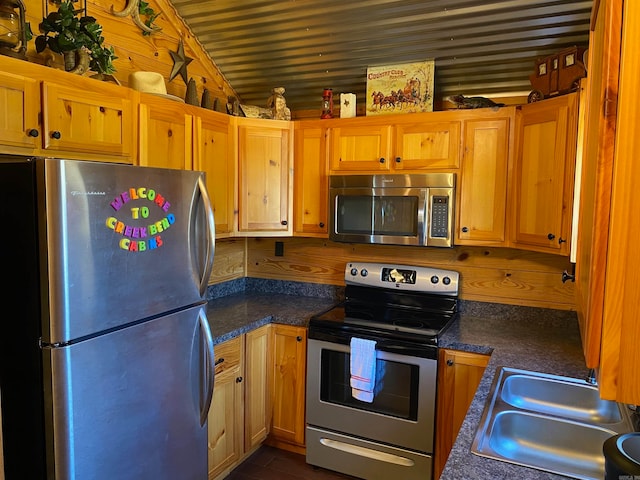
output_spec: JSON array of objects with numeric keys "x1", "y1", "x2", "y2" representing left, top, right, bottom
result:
[{"x1": 275, "y1": 241, "x2": 284, "y2": 256}]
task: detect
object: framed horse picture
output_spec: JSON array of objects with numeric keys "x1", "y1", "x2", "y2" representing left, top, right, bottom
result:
[{"x1": 366, "y1": 60, "x2": 435, "y2": 116}]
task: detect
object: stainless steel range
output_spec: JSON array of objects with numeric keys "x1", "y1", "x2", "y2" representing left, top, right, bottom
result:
[{"x1": 306, "y1": 262, "x2": 459, "y2": 480}]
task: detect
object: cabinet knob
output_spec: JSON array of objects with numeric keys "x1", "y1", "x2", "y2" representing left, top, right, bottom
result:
[
  {"x1": 461, "y1": 226, "x2": 469, "y2": 233},
  {"x1": 562, "y1": 270, "x2": 575, "y2": 283},
  {"x1": 447, "y1": 359, "x2": 454, "y2": 366},
  {"x1": 319, "y1": 222, "x2": 325, "y2": 228},
  {"x1": 547, "y1": 233, "x2": 555, "y2": 240},
  {"x1": 558, "y1": 237, "x2": 567, "y2": 244},
  {"x1": 395, "y1": 157, "x2": 401, "y2": 163},
  {"x1": 236, "y1": 376, "x2": 243, "y2": 383},
  {"x1": 281, "y1": 220, "x2": 288, "y2": 226},
  {"x1": 379, "y1": 157, "x2": 385, "y2": 163},
  {"x1": 27, "y1": 129, "x2": 39, "y2": 138},
  {"x1": 50, "y1": 131, "x2": 61, "y2": 140},
  {"x1": 214, "y1": 357, "x2": 225, "y2": 366},
  {"x1": 296, "y1": 336, "x2": 303, "y2": 342}
]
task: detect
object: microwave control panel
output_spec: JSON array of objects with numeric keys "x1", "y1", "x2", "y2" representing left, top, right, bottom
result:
[{"x1": 430, "y1": 196, "x2": 449, "y2": 238}]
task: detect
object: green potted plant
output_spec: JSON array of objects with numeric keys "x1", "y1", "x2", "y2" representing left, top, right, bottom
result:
[{"x1": 34, "y1": 0, "x2": 116, "y2": 75}]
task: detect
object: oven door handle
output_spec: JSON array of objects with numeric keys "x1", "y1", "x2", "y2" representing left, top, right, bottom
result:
[
  {"x1": 319, "y1": 437, "x2": 415, "y2": 466},
  {"x1": 308, "y1": 329, "x2": 438, "y2": 360}
]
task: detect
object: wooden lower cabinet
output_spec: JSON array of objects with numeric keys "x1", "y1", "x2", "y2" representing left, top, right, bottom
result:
[
  {"x1": 244, "y1": 325, "x2": 273, "y2": 451},
  {"x1": 208, "y1": 323, "x2": 308, "y2": 478},
  {"x1": 208, "y1": 336, "x2": 244, "y2": 479},
  {"x1": 208, "y1": 325, "x2": 271, "y2": 480},
  {"x1": 267, "y1": 324, "x2": 307, "y2": 451},
  {"x1": 434, "y1": 349, "x2": 490, "y2": 479}
]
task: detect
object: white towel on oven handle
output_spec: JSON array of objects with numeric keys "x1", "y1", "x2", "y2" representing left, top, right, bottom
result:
[{"x1": 350, "y1": 337, "x2": 377, "y2": 402}]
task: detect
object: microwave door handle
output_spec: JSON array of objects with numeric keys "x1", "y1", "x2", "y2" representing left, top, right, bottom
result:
[{"x1": 419, "y1": 189, "x2": 429, "y2": 246}]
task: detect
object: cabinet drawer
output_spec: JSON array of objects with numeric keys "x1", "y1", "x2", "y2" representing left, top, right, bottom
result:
[{"x1": 214, "y1": 336, "x2": 242, "y2": 375}]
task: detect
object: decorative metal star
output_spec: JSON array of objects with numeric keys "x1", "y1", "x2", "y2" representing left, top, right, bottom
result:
[{"x1": 169, "y1": 40, "x2": 193, "y2": 85}]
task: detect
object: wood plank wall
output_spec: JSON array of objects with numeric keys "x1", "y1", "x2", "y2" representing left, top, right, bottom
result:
[
  {"x1": 23, "y1": 0, "x2": 236, "y2": 107},
  {"x1": 244, "y1": 237, "x2": 576, "y2": 311},
  {"x1": 210, "y1": 238, "x2": 246, "y2": 284}
]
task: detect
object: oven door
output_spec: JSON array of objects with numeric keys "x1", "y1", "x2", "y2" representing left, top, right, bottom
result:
[{"x1": 306, "y1": 338, "x2": 438, "y2": 454}]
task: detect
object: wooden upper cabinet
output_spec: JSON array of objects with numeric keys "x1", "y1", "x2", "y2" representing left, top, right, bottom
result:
[
  {"x1": 393, "y1": 119, "x2": 461, "y2": 170},
  {"x1": 328, "y1": 112, "x2": 463, "y2": 174},
  {"x1": 138, "y1": 93, "x2": 193, "y2": 169},
  {"x1": 456, "y1": 113, "x2": 513, "y2": 245},
  {"x1": 329, "y1": 123, "x2": 392, "y2": 172},
  {"x1": 510, "y1": 93, "x2": 578, "y2": 255},
  {"x1": 193, "y1": 109, "x2": 236, "y2": 237},
  {"x1": 42, "y1": 81, "x2": 134, "y2": 161},
  {"x1": 0, "y1": 70, "x2": 41, "y2": 153},
  {"x1": 0, "y1": 56, "x2": 134, "y2": 162},
  {"x1": 293, "y1": 121, "x2": 329, "y2": 237},
  {"x1": 237, "y1": 117, "x2": 293, "y2": 235}
]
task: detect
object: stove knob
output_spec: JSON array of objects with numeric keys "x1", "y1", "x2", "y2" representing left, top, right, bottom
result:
[
  {"x1": 443, "y1": 276, "x2": 451, "y2": 285},
  {"x1": 350, "y1": 268, "x2": 358, "y2": 276},
  {"x1": 361, "y1": 269, "x2": 368, "y2": 277},
  {"x1": 430, "y1": 275, "x2": 439, "y2": 284}
]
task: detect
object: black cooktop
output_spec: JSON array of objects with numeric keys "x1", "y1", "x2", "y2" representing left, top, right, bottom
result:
[
  {"x1": 309, "y1": 262, "x2": 460, "y2": 346},
  {"x1": 309, "y1": 285, "x2": 457, "y2": 342}
]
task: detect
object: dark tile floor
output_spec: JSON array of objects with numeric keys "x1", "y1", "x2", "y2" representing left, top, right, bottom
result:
[{"x1": 226, "y1": 445, "x2": 360, "y2": 480}]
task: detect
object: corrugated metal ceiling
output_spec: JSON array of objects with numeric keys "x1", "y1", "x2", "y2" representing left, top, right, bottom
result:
[{"x1": 168, "y1": 0, "x2": 593, "y2": 113}]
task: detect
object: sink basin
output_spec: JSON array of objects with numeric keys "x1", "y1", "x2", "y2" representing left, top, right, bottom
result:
[
  {"x1": 472, "y1": 367, "x2": 633, "y2": 480},
  {"x1": 485, "y1": 411, "x2": 615, "y2": 479},
  {"x1": 500, "y1": 372, "x2": 622, "y2": 424}
]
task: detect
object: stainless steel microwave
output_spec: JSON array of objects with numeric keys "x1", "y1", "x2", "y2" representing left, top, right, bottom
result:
[{"x1": 329, "y1": 173, "x2": 455, "y2": 247}]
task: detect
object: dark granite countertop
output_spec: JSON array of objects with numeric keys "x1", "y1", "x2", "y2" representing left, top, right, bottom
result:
[
  {"x1": 205, "y1": 291, "x2": 337, "y2": 344},
  {"x1": 205, "y1": 279, "x2": 588, "y2": 479},
  {"x1": 438, "y1": 302, "x2": 587, "y2": 480}
]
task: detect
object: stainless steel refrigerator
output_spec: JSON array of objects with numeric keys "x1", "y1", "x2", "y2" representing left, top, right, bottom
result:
[{"x1": 0, "y1": 156, "x2": 216, "y2": 479}]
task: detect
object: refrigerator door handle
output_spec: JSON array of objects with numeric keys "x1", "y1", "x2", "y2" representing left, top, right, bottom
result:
[
  {"x1": 199, "y1": 310, "x2": 215, "y2": 426},
  {"x1": 198, "y1": 175, "x2": 216, "y2": 297}
]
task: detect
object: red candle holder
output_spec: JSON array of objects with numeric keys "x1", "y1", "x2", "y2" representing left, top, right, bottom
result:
[{"x1": 321, "y1": 88, "x2": 334, "y2": 119}]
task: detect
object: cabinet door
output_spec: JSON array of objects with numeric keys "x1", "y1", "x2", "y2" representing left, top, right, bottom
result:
[
  {"x1": 244, "y1": 325, "x2": 272, "y2": 451},
  {"x1": 294, "y1": 123, "x2": 328, "y2": 236},
  {"x1": 237, "y1": 119, "x2": 292, "y2": 234},
  {"x1": 270, "y1": 325, "x2": 306, "y2": 447},
  {"x1": 456, "y1": 117, "x2": 511, "y2": 245},
  {"x1": 0, "y1": 71, "x2": 40, "y2": 153},
  {"x1": 394, "y1": 120, "x2": 461, "y2": 170},
  {"x1": 138, "y1": 94, "x2": 193, "y2": 169},
  {"x1": 42, "y1": 81, "x2": 134, "y2": 162},
  {"x1": 594, "y1": 0, "x2": 640, "y2": 404},
  {"x1": 510, "y1": 93, "x2": 578, "y2": 254},
  {"x1": 193, "y1": 111, "x2": 235, "y2": 236},
  {"x1": 208, "y1": 337, "x2": 243, "y2": 479},
  {"x1": 0, "y1": 388, "x2": 3, "y2": 477},
  {"x1": 434, "y1": 349, "x2": 489, "y2": 480},
  {"x1": 329, "y1": 124, "x2": 392, "y2": 172}
]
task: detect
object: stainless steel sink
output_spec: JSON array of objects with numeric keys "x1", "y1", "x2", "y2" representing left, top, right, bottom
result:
[
  {"x1": 500, "y1": 372, "x2": 622, "y2": 424},
  {"x1": 472, "y1": 367, "x2": 633, "y2": 480}
]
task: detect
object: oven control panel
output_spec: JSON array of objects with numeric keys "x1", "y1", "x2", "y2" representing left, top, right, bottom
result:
[{"x1": 345, "y1": 262, "x2": 459, "y2": 294}]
